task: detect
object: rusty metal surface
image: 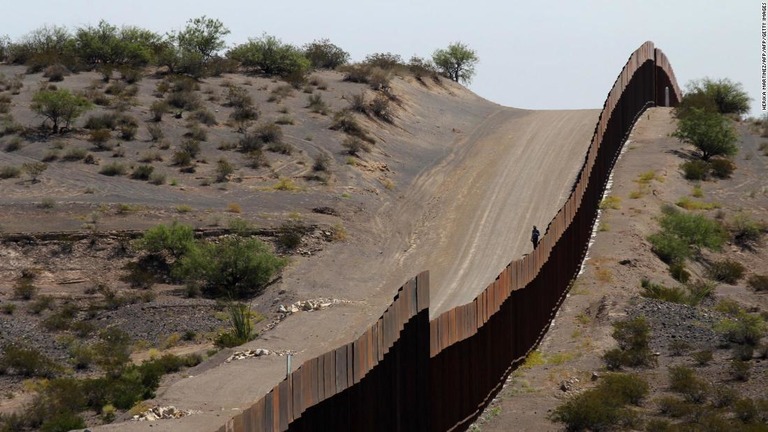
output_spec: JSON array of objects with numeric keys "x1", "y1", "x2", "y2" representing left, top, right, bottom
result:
[{"x1": 214, "y1": 42, "x2": 681, "y2": 432}]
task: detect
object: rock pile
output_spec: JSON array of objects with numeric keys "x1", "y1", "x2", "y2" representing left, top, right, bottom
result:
[
  {"x1": 225, "y1": 348, "x2": 271, "y2": 363},
  {"x1": 263, "y1": 298, "x2": 357, "y2": 333},
  {"x1": 133, "y1": 406, "x2": 196, "y2": 421}
]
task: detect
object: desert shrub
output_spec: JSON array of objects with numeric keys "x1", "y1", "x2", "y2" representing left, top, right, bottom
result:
[
  {"x1": 747, "y1": 274, "x2": 768, "y2": 292},
  {"x1": 172, "y1": 150, "x2": 192, "y2": 167},
  {"x1": 185, "y1": 124, "x2": 207, "y2": 141},
  {"x1": 215, "y1": 158, "x2": 234, "y2": 182},
  {"x1": 706, "y1": 259, "x2": 745, "y2": 284},
  {"x1": 130, "y1": 165, "x2": 154, "y2": 180},
  {"x1": 174, "y1": 236, "x2": 287, "y2": 298},
  {"x1": 252, "y1": 122, "x2": 283, "y2": 145},
  {"x1": 681, "y1": 159, "x2": 710, "y2": 180},
  {"x1": 668, "y1": 340, "x2": 692, "y2": 356},
  {"x1": 180, "y1": 138, "x2": 201, "y2": 158},
  {"x1": 711, "y1": 385, "x2": 738, "y2": 408},
  {"x1": 733, "y1": 344, "x2": 754, "y2": 361},
  {"x1": 1, "y1": 304, "x2": 16, "y2": 315},
  {"x1": 0, "y1": 343, "x2": 61, "y2": 378},
  {"x1": 246, "y1": 150, "x2": 269, "y2": 168},
  {"x1": 668, "y1": 365, "x2": 708, "y2": 403},
  {"x1": 647, "y1": 232, "x2": 690, "y2": 264},
  {"x1": 691, "y1": 349, "x2": 713, "y2": 366},
  {"x1": 227, "y1": 34, "x2": 310, "y2": 80},
  {"x1": 658, "y1": 205, "x2": 727, "y2": 250},
  {"x1": 330, "y1": 110, "x2": 372, "y2": 142},
  {"x1": 105, "y1": 80, "x2": 127, "y2": 95},
  {"x1": 84, "y1": 112, "x2": 119, "y2": 130},
  {"x1": 62, "y1": 147, "x2": 86, "y2": 161},
  {"x1": 0, "y1": 165, "x2": 21, "y2": 179},
  {"x1": 604, "y1": 317, "x2": 655, "y2": 370},
  {"x1": 599, "y1": 196, "x2": 621, "y2": 210},
  {"x1": 640, "y1": 278, "x2": 686, "y2": 303},
  {"x1": 135, "y1": 221, "x2": 195, "y2": 259},
  {"x1": 303, "y1": 39, "x2": 349, "y2": 69},
  {"x1": 43, "y1": 64, "x2": 70, "y2": 82},
  {"x1": 306, "y1": 93, "x2": 329, "y2": 115},
  {"x1": 230, "y1": 104, "x2": 259, "y2": 131},
  {"x1": 313, "y1": 153, "x2": 330, "y2": 172},
  {"x1": 549, "y1": 373, "x2": 647, "y2": 431},
  {"x1": 146, "y1": 123, "x2": 164, "y2": 142},
  {"x1": 275, "y1": 115, "x2": 294, "y2": 125},
  {"x1": 28, "y1": 295, "x2": 54, "y2": 315},
  {"x1": 370, "y1": 94, "x2": 393, "y2": 122},
  {"x1": 270, "y1": 84, "x2": 295, "y2": 102},
  {"x1": 214, "y1": 303, "x2": 255, "y2": 348},
  {"x1": 190, "y1": 108, "x2": 217, "y2": 126},
  {"x1": 342, "y1": 136, "x2": 370, "y2": 156},
  {"x1": 730, "y1": 213, "x2": 765, "y2": 247},
  {"x1": 149, "y1": 100, "x2": 168, "y2": 122},
  {"x1": 225, "y1": 85, "x2": 253, "y2": 109},
  {"x1": 267, "y1": 141, "x2": 293, "y2": 155},
  {"x1": 709, "y1": 158, "x2": 735, "y2": 178},
  {"x1": 119, "y1": 124, "x2": 137, "y2": 141},
  {"x1": 715, "y1": 311, "x2": 766, "y2": 346},
  {"x1": 89, "y1": 128, "x2": 112, "y2": 149},
  {"x1": 239, "y1": 131, "x2": 264, "y2": 152},
  {"x1": 669, "y1": 262, "x2": 690, "y2": 283},
  {"x1": 166, "y1": 90, "x2": 201, "y2": 112},
  {"x1": 13, "y1": 279, "x2": 38, "y2": 300},
  {"x1": 348, "y1": 92, "x2": 367, "y2": 113},
  {"x1": 730, "y1": 359, "x2": 751, "y2": 381},
  {"x1": 4, "y1": 136, "x2": 22, "y2": 152},
  {"x1": 42, "y1": 303, "x2": 78, "y2": 331},
  {"x1": 408, "y1": 55, "x2": 439, "y2": 81},
  {"x1": 99, "y1": 162, "x2": 126, "y2": 176},
  {"x1": 277, "y1": 221, "x2": 308, "y2": 250}
]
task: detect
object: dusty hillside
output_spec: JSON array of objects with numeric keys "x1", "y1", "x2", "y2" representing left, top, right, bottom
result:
[
  {"x1": 1, "y1": 63, "x2": 601, "y2": 431},
  {"x1": 475, "y1": 108, "x2": 768, "y2": 431}
]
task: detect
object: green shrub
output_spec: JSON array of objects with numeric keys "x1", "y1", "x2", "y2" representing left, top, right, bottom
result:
[
  {"x1": 711, "y1": 385, "x2": 738, "y2": 408},
  {"x1": 277, "y1": 221, "x2": 308, "y2": 250},
  {"x1": 657, "y1": 206, "x2": 727, "y2": 251},
  {"x1": 4, "y1": 137, "x2": 22, "y2": 152},
  {"x1": 43, "y1": 64, "x2": 69, "y2": 82},
  {"x1": 669, "y1": 262, "x2": 690, "y2": 282},
  {"x1": 0, "y1": 343, "x2": 61, "y2": 378},
  {"x1": 709, "y1": 158, "x2": 735, "y2": 178},
  {"x1": 604, "y1": 317, "x2": 655, "y2": 370},
  {"x1": 172, "y1": 150, "x2": 193, "y2": 167},
  {"x1": 691, "y1": 349, "x2": 713, "y2": 366},
  {"x1": 119, "y1": 124, "x2": 137, "y2": 140},
  {"x1": 648, "y1": 232, "x2": 690, "y2": 264},
  {"x1": 99, "y1": 162, "x2": 126, "y2": 176},
  {"x1": 313, "y1": 153, "x2": 330, "y2": 172},
  {"x1": 185, "y1": 124, "x2": 207, "y2": 141},
  {"x1": 84, "y1": 112, "x2": 119, "y2": 130},
  {"x1": 252, "y1": 122, "x2": 283, "y2": 145},
  {"x1": 215, "y1": 303, "x2": 254, "y2": 348},
  {"x1": 190, "y1": 108, "x2": 217, "y2": 126},
  {"x1": 267, "y1": 141, "x2": 294, "y2": 155},
  {"x1": 180, "y1": 138, "x2": 201, "y2": 158},
  {"x1": 681, "y1": 159, "x2": 709, "y2": 180},
  {"x1": 730, "y1": 359, "x2": 751, "y2": 381},
  {"x1": 716, "y1": 311, "x2": 766, "y2": 346},
  {"x1": 40, "y1": 411, "x2": 86, "y2": 432},
  {"x1": 28, "y1": 295, "x2": 54, "y2": 314},
  {"x1": 165, "y1": 90, "x2": 200, "y2": 112},
  {"x1": 130, "y1": 164, "x2": 154, "y2": 180},
  {"x1": 640, "y1": 278, "x2": 686, "y2": 303},
  {"x1": 42, "y1": 303, "x2": 78, "y2": 331},
  {"x1": 706, "y1": 259, "x2": 745, "y2": 284},
  {"x1": 173, "y1": 236, "x2": 287, "y2": 298},
  {"x1": 13, "y1": 279, "x2": 38, "y2": 300},
  {"x1": 730, "y1": 213, "x2": 765, "y2": 247},
  {"x1": 135, "y1": 221, "x2": 195, "y2": 259},
  {"x1": 747, "y1": 274, "x2": 768, "y2": 292},
  {"x1": 227, "y1": 34, "x2": 310, "y2": 78},
  {"x1": 549, "y1": 374, "x2": 646, "y2": 431},
  {"x1": 303, "y1": 39, "x2": 349, "y2": 69},
  {"x1": 668, "y1": 365, "x2": 708, "y2": 403}
]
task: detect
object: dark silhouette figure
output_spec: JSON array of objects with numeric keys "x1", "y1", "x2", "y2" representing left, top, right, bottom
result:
[{"x1": 531, "y1": 225, "x2": 540, "y2": 249}]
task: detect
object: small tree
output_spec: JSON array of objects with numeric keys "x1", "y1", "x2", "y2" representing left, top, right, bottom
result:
[
  {"x1": 303, "y1": 38, "x2": 349, "y2": 69},
  {"x1": 174, "y1": 236, "x2": 287, "y2": 298},
  {"x1": 31, "y1": 88, "x2": 91, "y2": 133},
  {"x1": 672, "y1": 109, "x2": 738, "y2": 160},
  {"x1": 432, "y1": 42, "x2": 479, "y2": 84},
  {"x1": 164, "y1": 16, "x2": 230, "y2": 77},
  {"x1": 135, "y1": 221, "x2": 196, "y2": 259},
  {"x1": 227, "y1": 34, "x2": 310, "y2": 78},
  {"x1": 686, "y1": 78, "x2": 750, "y2": 116}
]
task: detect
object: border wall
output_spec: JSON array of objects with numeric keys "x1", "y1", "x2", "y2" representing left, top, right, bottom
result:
[{"x1": 216, "y1": 41, "x2": 681, "y2": 432}]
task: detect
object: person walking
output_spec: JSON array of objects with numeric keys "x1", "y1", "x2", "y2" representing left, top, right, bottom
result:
[{"x1": 531, "y1": 225, "x2": 540, "y2": 249}]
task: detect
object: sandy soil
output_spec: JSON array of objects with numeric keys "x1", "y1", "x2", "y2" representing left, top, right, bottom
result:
[{"x1": 474, "y1": 108, "x2": 768, "y2": 431}]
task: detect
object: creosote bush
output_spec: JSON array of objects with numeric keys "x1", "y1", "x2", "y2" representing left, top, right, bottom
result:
[
  {"x1": 706, "y1": 259, "x2": 745, "y2": 284},
  {"x1": 603, "y1": 316, "x2": 655, "y2": 370}
]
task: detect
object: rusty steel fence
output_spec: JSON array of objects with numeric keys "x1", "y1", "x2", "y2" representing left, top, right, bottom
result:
[{"x1": 216, "y1": 41, "x2": 681, "y2": 432}]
